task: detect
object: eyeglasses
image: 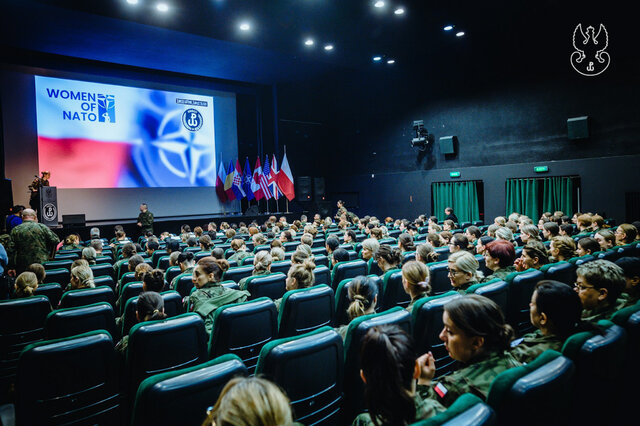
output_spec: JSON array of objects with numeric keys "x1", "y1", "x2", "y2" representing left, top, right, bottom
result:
[
  {"x1": 573, "y1": 282, "x2": 595, "y2": 291},
  {"x1": 447, "y1": 268, "x2": 462, "y2": 276}
]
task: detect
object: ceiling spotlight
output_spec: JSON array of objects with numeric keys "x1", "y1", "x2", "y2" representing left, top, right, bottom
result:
[
  {"x1": 374, "y1": 1, "x2": 385, "y2": 8},
  {"x1": 394, "y1": 8, "x2": 405, "y2": 15},
  {"x1": 456, "y1": 31, "x2": 465, "y2": 37},
  {"x1": 304, "y1": 38, "x2": 314, "y2": 46},
  {"x1": 239, "y1": 22, "x2": 251, "y2": 31},
  {"x1": 126, "y1": 0, "x2": 139, "y2": 4},
  {"x1": 324, "y1": 44, "x2": 334, "y2": 51},
  {"x1": 156, "y1": 3, "x2": 169, "y2": 12},
  {"x1": 373, "y1": 56, "x2": 382, "y2": 62},
  {"x1": 387, "y1": 59, "x2": 395, "y2": 64},
  {"x1": 444, "y1": 25, "x2": 454, "y2": 31}
]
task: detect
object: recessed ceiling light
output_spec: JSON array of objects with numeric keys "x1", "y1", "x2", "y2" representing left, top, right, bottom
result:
[
  {"x1": 324, "y1": 44, "x2": 334, "y2": 51},
  {"x1": 387, "y1": 59, "x2": 395, "y2": 64},
  {"x1": 373, "y1": 56, "x2": 382, "y2": 62},
  {"x1": 374, "y1": 1, "x2": 385, "y2": 8},
  {"x1": 304, "y1": 38, "x2": 314, "y2": 46},
  {"x1": 239, "y1": 22, "x2": 250, "y2": 31},
  {"x1": 444, "y1": 25, "x2": 454, "y2": 31},
  {"x1": 394, "y1": 8, "x2": 405, "y2": 15},
  {"x1": 156, "y1": 3, "x2": 169, "y2": 12},
  {"x1": 456, "y1": 31, "x2": 465, "y2": 37},
  {"x1": 126, "y1": 0, "x2": 138, "y2": 4}
]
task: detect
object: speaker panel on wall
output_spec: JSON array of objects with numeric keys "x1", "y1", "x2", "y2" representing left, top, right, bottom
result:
[
  {"x1": 0, "y1": 179, "x2": 13, "y2": 215},
  {"x1": 297, "y1": 176, "x2": 312, "y2": 201},
  {"x1": 313, "y1": 177, "x2": 326, "y2": 200},
  {"x1": 439, "y1": 136, "x2": 458, "y2": 155},
  {"x1": 567, "y1": 116, "x2": 589, "y2": 140}
]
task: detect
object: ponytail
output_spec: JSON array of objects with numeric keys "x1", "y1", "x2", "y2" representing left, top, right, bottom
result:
[
  {"x1": 15, "y1": 272, "x2": 38, "y2": 298},
  {"x1": 137, "y1": 292, "x2": 167, "y2": 322},
  {"x1": 346, "y1": 276, "x2": 379, "y2": 321}
]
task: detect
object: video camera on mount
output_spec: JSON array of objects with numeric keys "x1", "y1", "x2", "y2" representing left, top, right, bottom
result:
[{"x1": 410, "y1": 120, "x2": 433, "y2": 151}]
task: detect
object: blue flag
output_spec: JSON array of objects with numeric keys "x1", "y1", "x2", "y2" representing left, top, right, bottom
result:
[{"x1": 242, "y1": 157, "x2": 255, "y2": 201}]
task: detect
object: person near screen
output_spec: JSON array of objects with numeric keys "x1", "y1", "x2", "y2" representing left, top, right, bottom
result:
[
  {"x1": 28, "y1": 171, "x2": 50, "y2": 219},
  {"x1": 136, "y1": 203, "x2": 154, "y2": 235}
]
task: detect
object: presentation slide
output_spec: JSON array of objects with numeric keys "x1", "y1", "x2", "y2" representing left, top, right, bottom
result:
[{"x1": 34, "y1": 76, "x2": 216, "y2": 188}]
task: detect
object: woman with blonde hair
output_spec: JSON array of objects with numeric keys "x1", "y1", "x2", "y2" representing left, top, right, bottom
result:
[
  {"x1": 70, "y1": 264, "x2": 95, "y2": 290},
  {"x1": 14, "y1": 271, "x2": 39, "y2": 298},
  {"x1": 402, "y1": 261, "x2": 431, "y2": 311},
  {"x1": 239, "y1": 251, "x2": 272, "y2": 290},
  {"x1": 519, "y1": 224, "x2": 542, "y2": 244},
  {"x1": 203, "y1": 377, "x2": 293, "y2": 426},
  {"x1": 274, "y1": 259, "x2": 316, "y2": 310},
  {"x1": 335, "y1": 276, "x2": 378, "y2": 338},
  {"x1": 447, "y1": 251, "x2": 482, "y2": 294},
  {"x1": 549, "y1": 236, "x2": 576, "y2": 262},
  {"x1": 270, "y1": 247, "x2": 285, "y2": 262},
  {"x1": 415, "y1": 243, "x2": 439, "y2": 264}
]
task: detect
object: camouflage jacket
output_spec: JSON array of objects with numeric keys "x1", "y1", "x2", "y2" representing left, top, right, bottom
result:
[
  {"x1": 9, "y1": 221, "x2": 60, "y2": 272},
  {"x1": 481, "y1": 266, "x2": 516, "y2": 283},
  {"x1": 418, "y1": 350, "x2": 521, "y2": 409},
  {"x1": 581, "y1": 298, "x2": 626, "y2": 323},
  {"x1": 511, "y1": 330, "x2": 563, "y2": 364},
  {"x1": 137, "y1": 211, "x2": 154, "y2": 231},
  {"x1": 188, "y1": 281, "x2": 250, "y2": 335},
  {"x1": 228, "y1": 250, "x2": 252, "y2": 264},
  {"x1": 352, "y1": 393, "x2": 444, "y2": 425}
]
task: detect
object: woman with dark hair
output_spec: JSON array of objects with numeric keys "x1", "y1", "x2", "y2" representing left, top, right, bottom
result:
[
  {"x1": 615, "y1": 223, "x2": 638, "y2": 246},
  {"x1": 142, "y1": 269, "x2": 166, "y2": 293},
  {"x1": 398, "y1": 233, "x2": 416, "y2": 254},
  {"x1": 415, "y1": 243, "x2": 439, "y2": 264},
  {"x1": 512, "y1": 280, "x2": 595, "y2": 363},
  {"x1": 116, "y1": 291, "x2": 167, "y2": 354},
  {"x1": 344, "y1": 229, "x2": 358, "y2": 250},
  {"x1": 198, "y1": 234, "x2": 213, "y2": 252},
  {"x1": 475, "y1": 236, "x2": 494, "y2": 255},
  {"x1": 514, "y1": 241, "x2": 550, "y2": 271},
  {"x1": 375, "y1": 245, "x2": 403, "y2": 275},
  {"x1": 335, "y1": 276, "x2": 378, "y2": 337},
  {"x1": 448, "y1": 233, "x2": 471, "y2": 254},
  {"x1": 189, "y1": 257, "x2": 249, "y2": 335},
  {"x1": 170, "y1": 251, "x2": 196, "y2": 290},
  {"x1": 576, "y1": 237, "x2": 600, "y2": 257},
  {"x1": 482, "y1": 240, "x2": 516, "y2": 282},
  {"x1": 426, "y1": 233, "x2": 442, "y2": 248}
]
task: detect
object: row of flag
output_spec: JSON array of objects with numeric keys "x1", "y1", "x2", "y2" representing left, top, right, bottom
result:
[{"x1": 215, "y1": 153, "x2": 295, "y2": 203}]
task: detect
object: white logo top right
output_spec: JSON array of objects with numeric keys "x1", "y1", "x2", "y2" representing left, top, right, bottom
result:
[{"x1": 571, "y1": 24, "x2": 610, "y2": 76}]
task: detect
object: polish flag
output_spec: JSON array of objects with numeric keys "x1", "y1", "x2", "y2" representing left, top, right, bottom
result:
[{"x1": 278, "y1": 152, "x2": 295, "y2": 201}]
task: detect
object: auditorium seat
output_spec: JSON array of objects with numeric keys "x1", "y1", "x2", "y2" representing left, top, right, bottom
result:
[
  {"x1": 33, "y1": 283, "x2": 63, "y2": 307},
  {"x1": 157, "y1": 256, "x2": 171, "y2": 270},
  {"x1": 412, "y1": 291, "x2": 462, "y2": 378},
  {"x1": 487, "y1": 350, "x2": 574, "y2": 426},
  {"x1": 95, "y1": 255, "x2": 113, "y2": 265},
  {"x1": 223, "y1": 265, "x2": 254, "y2": 283},
  {"x1": 379, "y1": 269, "x2": 411, "y2": 311},
  {"x1": 16, "y1": 331, "x2": 120, "y2": 425},
  {"x1": 44, "y1": 259, "x2": 73, "y2": 271},
  {"x1": 331, "y1": 259, "x2": 367, "y2": 290},
  {"x1": 59, "y1": 286, "x2": 116, "y2": 310},
  {"x1": 367, "y1": 258, "x2": 383, "y2": 276},
  {"x1": 314, "y1": 265, "x2": 331, "y2": 287},
  {"x1": 194, "y1": 251, "x2": 211, "y2": 263},
  {"x1": 94, "y1": 275, "x2": 116, "y2": 291},
  {"x1": 253, "y1": 244, "x2": 270, "y2": 254},
  {"x1": 131, "y1": 354, "x2": 248, "y2": 426},
  {"x1": 119, "y1": 282, "x2": 144, "y2": 314},
  {"x1": 245, "y1": 272, "x2": 286, "y2": 301},
  {"x1": 174, "y1": 275, "x2": 195, "y2": 299},
  {"x1": 596, "y1": 249, "x2": 619, "y2": 262},
  {"x1": 277, "y1": 285, "x2": 334, "y2": 338},
  {"x1": 126, "y1": 313, "x2": 208, "y2": 398},
  {"x1": 311, "y1": 247, "x2": 328, "y2": 257},
  {"x1": 435, "y1": 247, "x2": 451, "y2": 261},
  {"x1": 314, "y1": 254, "x2": 329, "y2": 267},
  {"x1": 43, "y1": 268, "x2": 70, "y2": 286},
  {"x1": 343, "y1": 307, "x2": 411, "y2": 421},
  {"x1": 504, "y1": 269, "x2": 544, "y2": 336},
  {"x1": 54, "y1": 252, "x2": 79, "y2": 261},
  {"x1": 164, "y1": 266, "x2": 182, "y2": 284},
  {"x1": 120, "y1": 271, "x2": 137, "y2": 289},
  {"x1": 151, "y1": 251, "x2": 166, "y2": 268},
  {"x1": 209, "y1": 298, "x2": 277, "y2": 373},
  {"x1": 475, "y1": 254, "x2": 492, "y2": 277},
  {"x1": 0, "y1": 296, "x2": 51, "y2": 394},
  {"x1": 283, "y1": 241, "x2": 300, "y2": 252},
  {"x1": 403, "y1": 251, "x2": 416, "y2": 264},
  {"x1": 466, "y1": 279, "x2": 509, "y2": 315},
  {"x1": 428, "y1": 261, "x2": 451, "y2": 295},
  {"x1": 540, "y1": 261, "x2": 576, "y2": 286},
  {"x1": 270, "y1": 260, "x2": 292, "y2": 275},
  {"x1": 90, "y1": 263, "x2": 114, "y2": 279},
  {"x1": 44, "y1": 302, "x2": 117, "y2": 340},
  {"x1": 256, "y1": 326, "x2": 343, "y2": 425},
  {"x1": 411, "y1": 393, "x2": 495, "y2": 426},
  {"x1": 240, "y1": 255, "x2": 254, "y2": 266}
]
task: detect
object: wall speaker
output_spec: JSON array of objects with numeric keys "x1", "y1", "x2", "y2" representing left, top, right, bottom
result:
[
  {"x1": 567, "y1": 116, "x2": 589, "y2": 140},
  {"x1": 297, "y1": 176, "x2": 313, "y2": 201},
  {"x1": 313, "y1": 177, "x2": 326, "y2": 200},
  {"x1": 439, "y1": 136, "x2": 458, "y2": 155},
  {"x1": 62, "y1": 214, "x2": 86, "y2": 227},
  {"x1": 0, "y1": 179, "x2": 13, "y2": 215}
]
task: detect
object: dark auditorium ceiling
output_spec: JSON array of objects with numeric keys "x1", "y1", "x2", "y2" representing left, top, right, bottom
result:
[{"x1": 29, "y1": 0, "x2": 619, "y2": 74}]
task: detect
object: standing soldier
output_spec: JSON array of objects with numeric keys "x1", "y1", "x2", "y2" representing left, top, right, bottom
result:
[
  {"x1": 137, "y1": 203, "x2": 154, "y2": 236},
  {"x1": 8, "y1": 208, "x2": 59, "y2": 275},
  {"x1": 335, "y1": 200, "x2": 348, "y2": 221}
]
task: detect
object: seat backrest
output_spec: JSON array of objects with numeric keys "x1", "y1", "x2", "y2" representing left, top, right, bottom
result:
[
  {"x1": 271, "y1": 260, "x2": 292, "y2": 275},
  {"x1": 413, "y1": 393, "x2": 495, "y2": 426},
  {"x1": 161, "y1": 291, "x2": 184, "y2": 318},
  {"x1": 132, "y1": 354, "x2": 248, "y2": 426},
  {"x1": 466, "y1": 280, "x2": 509, "y2": 315},
  {"x1": 314, "y1": 254, "x2": 329, "y2": 267},
  {"x1": 120, "y1": 283, "x2": 144, "y2": 314},
  {"x1": 283, "y1": 241, "x2": 300, "y2": 252},
  {"x1": 574, "y1": 254, "x2": 595, "y2": 266},
  {"x1": 435, "y1": 247, "x2": 451, "y2": 262},
  {"x1": 164, "y1": 266, "x2": 182, "y2": 285},
  {"x1": 278, "y1": 285, "x2": 335, "y2": 338},
  {"x1": 34, "y1": 283, "x2": 63, "y2": 308},
  {"x1": 428, "y1": 261, "x2": 451, "y2": 295},
  {"x1": 247, "y1": 273, "x2": 286, "y2": 301},
  {"x1": 343, "y1": 307, "x2": 411, "y2": 421},
  {"x1": 543, "y1": 261, "x2": 576, "y2": 286},
  {"x1": 487, "y1": 350, "x2": 574, "y2": 426},
  {"x1": 505, "y1": 269, "x2": 544, "y2": 336},
  {"x1": 0, "y1": 296, "x2": 51, "y2": 385},
  {"x1": 367, "y1": 258, "x2": 383, "y2": 276},
  {"x1": 209, "y1": 298, "x2": 277, "y2": 373},
  {"x1": 175, "y1": 275, "x2": 195, "y2": 299},
  {"x1": 44, "y1": 259, "x2": 72, "y2": 270},
  {"x1": 43, "y1": 268, "x2": 70, "y2": 286},
  {"x1": 222, "y1": 265, "x2": 254, "y2": 283},
  {"x1": 412, "y1": 292, "x2": 462, "y2": 378},
  {"x1": 314, "y1": 265, "x2": 331, "y2": 287},
  {"x1": 16, "y1": 331, "x2": 120, "y2": 425},
  {"x1": 151, "y1": 250, "x2": 165, "y2": 268},
  {"x1": 256, "y1": 326, "x2": 343, "y2": 425},
  {"x1": 379, "y1": 269, "x2": 411, "y2": 311},
  {"x1": 403, "y1": 251, "x2": 416, "y2": 264},
  {"x1": 94, "y1": 275, "x2": 116, "y2": 291},
  {"x1": 127, "y1": 313, "x2": 208, "y2": 397},
  {"x1": 45, "y1": 302, "x2": 117, "y2": 340},
  {"x1": 331, "y1": 260, "x2": 367, "y2": 290},
  {"x1": 120, "y1": 272, "x2": 137, "y2": 288},
  {"x1": 90, "y1": 263, "x2": 114, "y2": 279},
  {"x1": 597, "y1": 249, "x2": 620, "y2": 262},
  {"x1": 59, "y1": 286, "x2": 116, "y2": 310},
  {"x1": 157, "y1": 256, "x2": 171, "y2": 270}
]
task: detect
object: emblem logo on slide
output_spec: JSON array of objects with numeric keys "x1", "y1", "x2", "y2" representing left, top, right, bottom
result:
[
  {"x1": 97, "y1": 94, "x2": 116, "y2": 123},
  {"x1": 570, "y1": 23, "x2": 610, "y2": 76},
  {"x1": 43, "y1": 203, "x2": 57, "y2": 222},
  {"x1": 181, "y1": 108, "x2": 204, "y2": 132}
]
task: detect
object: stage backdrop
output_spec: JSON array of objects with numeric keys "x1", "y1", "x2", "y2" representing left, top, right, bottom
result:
[{"x1": 3, "y1": 68, "x2": 241, "y2": 221}]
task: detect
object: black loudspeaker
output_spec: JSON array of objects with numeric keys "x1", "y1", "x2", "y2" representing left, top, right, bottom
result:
[
  {"x1": 297, "y1": 176, "x2": 312, "y2": 201},
  {"x1": 62, "y1": 214, "x2": 86, "y2": 227},
  {"x1": 245, "y1": 205, "x2": 259, "y2": 216},
  {"x1": 439, "y1": 136, "x2": 458, "y2": 155},
  {"x1": 0, "y1": 179, "x2": 13, "y2": 215},
  {"x1": 567, "y1": 116, "x2": 589, "y2": 140},
  {"x1": 313, "y1": 177, "x2": 326, "y2": 200}
]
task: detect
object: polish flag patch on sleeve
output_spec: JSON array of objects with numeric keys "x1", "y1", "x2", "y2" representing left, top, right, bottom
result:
[{"x1": 434, "y1": 382, "x2": 448, "y2": 398}]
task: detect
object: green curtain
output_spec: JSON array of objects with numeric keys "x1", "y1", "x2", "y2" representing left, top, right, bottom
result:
[
  {"x1": 432, "y1": 181, "x2": 480, "y2": 223},
  {"x1": 542, "y1": 177, "x2": 574, "y2": 217},
  {"x1": 505, "y1": 178, "x2": 539, "y2": 220}
]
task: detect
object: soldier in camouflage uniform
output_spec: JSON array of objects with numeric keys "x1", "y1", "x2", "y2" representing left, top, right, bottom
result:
[
  {"x1": 8, "y1": 209, "x2": 59, "y2": 274},
  {"x1": 136, "y1": 203, "x2": 154, "y2": 236},
  {"x1": 575, "y1": 260, "x2": 626, "y2": 323},
  {"x1": 334, "y1": 200, "x2": 348, "y2": 221}
]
